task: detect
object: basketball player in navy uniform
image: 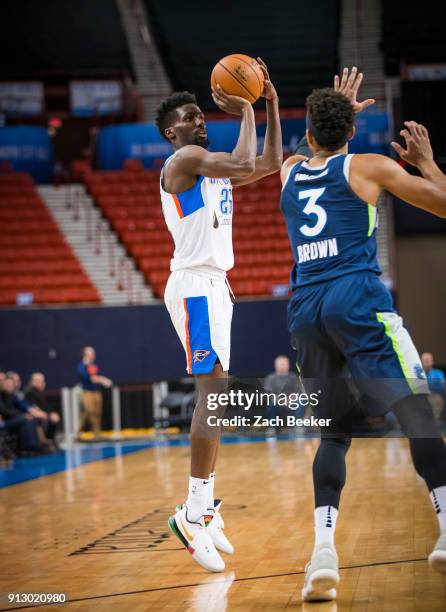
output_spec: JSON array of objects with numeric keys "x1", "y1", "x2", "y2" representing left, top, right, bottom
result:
[{"x1": 280, "y1": 68, "x2": 446, "y2": 601}]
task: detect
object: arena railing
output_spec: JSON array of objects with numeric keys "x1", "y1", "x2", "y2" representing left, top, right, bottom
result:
[{"x1": 61, "y1": 382, "x2": 168, "y2": 446}]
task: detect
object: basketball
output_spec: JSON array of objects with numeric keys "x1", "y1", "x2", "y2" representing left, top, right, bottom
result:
[{"x1": 211, "y1": 54, "x2": 265, "y2": 103}]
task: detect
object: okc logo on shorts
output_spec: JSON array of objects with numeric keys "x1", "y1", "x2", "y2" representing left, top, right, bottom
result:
[{"x1": 193, "y1": 349, "x2": 211, "y2": 363}]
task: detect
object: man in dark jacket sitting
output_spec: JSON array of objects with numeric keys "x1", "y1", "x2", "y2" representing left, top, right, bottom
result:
[
  {"x1": 0, "y1": 374, "x2": 41, "y2": 453},
  {"x1": 25, "y1": 372, "x2": 60, "y2": 449}
]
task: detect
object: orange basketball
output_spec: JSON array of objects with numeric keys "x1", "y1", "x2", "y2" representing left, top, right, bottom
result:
[{"x1": 211, "y1": 54, "x2": 265, "y2": 104}]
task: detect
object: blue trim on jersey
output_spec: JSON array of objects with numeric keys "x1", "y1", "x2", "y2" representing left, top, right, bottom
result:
[
  {"x1": 177, "y1": 176, "x2": 205, "y2": 218},
  {"x1": 184, "y1": 296, "x2": 218, "y2": 374}
]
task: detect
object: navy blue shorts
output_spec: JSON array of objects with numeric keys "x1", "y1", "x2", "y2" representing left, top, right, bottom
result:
[{"x1": 288, "y1": 272, "x2": 429, "y2": 419}]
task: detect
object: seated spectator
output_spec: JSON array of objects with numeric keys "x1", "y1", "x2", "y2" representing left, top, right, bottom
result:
[
  {"x1": 0, "y1": 368, "x2": 13, "y2": 464},
  {"x1": 421, "y1": 352, "x2": 445, "y2": 422},
  {"x1": 264, "y1": 355, "x2": 302, "y2": 433},
  {"x1": 77, "y1": 346, "x2": 112, "y2": 439},
  {"x1": 25, "y1": 372, "x2": 61, "y2": 451},
  {"x1": 7, "y1": 371, "x2": 56, "y2": 453},
  {"x1": 0, "y1": 374, "x2": 42, "y2": 455}
]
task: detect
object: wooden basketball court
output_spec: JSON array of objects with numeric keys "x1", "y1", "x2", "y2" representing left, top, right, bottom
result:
[{"x1": 1, "y1": 437, "x2": 445, "y2": 611}]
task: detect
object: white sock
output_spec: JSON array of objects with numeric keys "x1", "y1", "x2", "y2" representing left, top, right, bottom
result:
[
  {"x1": 186, "y1": 476, "x2": 210, "y2": 522},
  {"x1": 431, "y1": 486, "x2": 446, "y2": 534},
  {"x1": 314, "y1": 505, "x2": 338, "y2": 548},
  {"x1": 208, "y1": 472, "x2": 215, "y2": 510}
]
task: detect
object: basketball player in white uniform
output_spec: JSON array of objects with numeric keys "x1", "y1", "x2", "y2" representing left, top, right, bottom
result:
[{"x1": 156, "y1": 59, "x2": 282, "y2": 572}]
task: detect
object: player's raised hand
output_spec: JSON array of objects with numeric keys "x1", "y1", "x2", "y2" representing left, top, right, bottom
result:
[
  {"x1": 211, "y1": 84, "x2": 252, "y2": 116},
  {"x1": 257, "y1": 57, "x2": 278, "y2": 101},
  {"x1": 334, "y1": 67, "x2": 375, "y2": 113},
  {"x1": 391, "y1": 121, "x2": 434, "y2": 167}
]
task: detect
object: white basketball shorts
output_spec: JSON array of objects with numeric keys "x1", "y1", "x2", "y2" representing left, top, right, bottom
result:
[{"x1": 164, "y1": 269, "x2": 234, "y2": 375}]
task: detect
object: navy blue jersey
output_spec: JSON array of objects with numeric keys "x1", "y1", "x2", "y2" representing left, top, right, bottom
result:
[{"x1": 280, "y1": 153, "x2": 380, "y2": 289}]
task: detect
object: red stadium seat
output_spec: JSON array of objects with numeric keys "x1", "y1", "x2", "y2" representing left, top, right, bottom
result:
[
  {"x1": 0, "y1": 174, "x2": 100, "y2": 305},
  {"x1": 123, "y1": 159, "x2": 144, "y2": 172},
  {"x1": 81, "y1": 167, "x2": 290, "y2": 299}
]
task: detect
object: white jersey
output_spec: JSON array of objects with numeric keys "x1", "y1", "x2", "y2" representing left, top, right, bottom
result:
[{"x1": 160, "y1": 153, "x2": 234, "y2": 274}]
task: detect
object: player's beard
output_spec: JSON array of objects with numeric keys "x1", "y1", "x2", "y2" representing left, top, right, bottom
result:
[{"x1": 193, "y1": 135, "x2": 210, "y2": 149}]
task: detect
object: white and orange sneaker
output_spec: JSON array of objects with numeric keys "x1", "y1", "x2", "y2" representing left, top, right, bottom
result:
[
  {"x1": 168, "y1": 504, "x2": 225, "y2": 572},
  {"x1": 176, "y1": 500, "x2": 234, "y2": 555},
  {"x1": 209, "y1": 499, "x2": 234, "y2": 555}
]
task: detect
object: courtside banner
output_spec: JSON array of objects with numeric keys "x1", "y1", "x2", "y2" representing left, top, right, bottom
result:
[
  {"x1": 0, "y1": 82, "x2": 43, "y2": 116},
  {"x1": 0, "y1": 126, "x2": 53, "y2": 183},
  {"x1": 97, "y1": 112, "x2": 390, "y2": 170},
  {"x1": 70, "y1": 80, "x2": 123, "y2": 116},
  {"x1": 256, "y1": 113, "x2": 389, "y2": 155},
  {"x1": 97, "y1": 120, "x2": 242, "y2": 170},
  {"x1": 353, "y1": 112, "x2": 390, "y2": 154}
]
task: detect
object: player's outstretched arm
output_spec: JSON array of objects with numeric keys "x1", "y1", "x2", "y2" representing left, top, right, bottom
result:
[
  {"x1": 360, "y1": 122, "x2": 446, "y2": 218},
  {"x1": 232, "y1": 58, "x2": 283, "y2": 186},
  {"x1": 171, "y1": 87, "x2": 257, "y2": 180}
]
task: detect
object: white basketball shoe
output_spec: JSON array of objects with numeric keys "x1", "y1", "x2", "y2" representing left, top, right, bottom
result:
[
  {"x1": 302, "y1": 542, "x2": 340, "y2": 602},
  {"x1": 208, "y1": 499, "x2": 234, "y2": 555},
  {"x1": 168, "y1": 504, "x2": 225, "y2": 572},
  {"x1": 428, "y1": 533, "x2": 446, "y2": 573},
  {"x1": 175, "y1": 499, "x2": 234, "y2": 555}
]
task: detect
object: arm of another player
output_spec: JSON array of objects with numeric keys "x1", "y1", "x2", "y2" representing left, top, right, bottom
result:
[
  {"x1": 232, "y1": 59, "x2": 283, "y2": 186},
  {"x1": 361, "y1": 122, "x2": 446, "y2": 217},
  {"x1": 172, "y1": 87, "x2": 257, "y2": 179},
  {"x1": 280, "y1": 154, "x2": 307, "y2": 187}
]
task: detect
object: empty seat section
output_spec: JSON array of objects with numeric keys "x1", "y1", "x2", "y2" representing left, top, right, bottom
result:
[
  {"x1": 83, "y1": 169, "x2": 291, "y2": 298},
  {"x1": 0, "y1": 174, "x2": 100, "y2": 305}
]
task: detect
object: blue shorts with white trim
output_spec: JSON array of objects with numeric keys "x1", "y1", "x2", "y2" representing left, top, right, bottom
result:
[{"x1": 288, "y1": 271, "x2": 429, "y2": 417}]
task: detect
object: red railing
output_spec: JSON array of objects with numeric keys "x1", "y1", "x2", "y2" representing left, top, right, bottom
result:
[
  {"x1": 65, "y1": 185, "x2": 143, "y2": 305},
  {"x1": 94, "y1": 218, "x2": 117, "y2": 279}
]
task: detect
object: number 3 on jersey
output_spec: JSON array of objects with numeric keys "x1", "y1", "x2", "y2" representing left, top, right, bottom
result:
[{"x1": 299, "y1": 187, "x2": 327, "y2": 237}]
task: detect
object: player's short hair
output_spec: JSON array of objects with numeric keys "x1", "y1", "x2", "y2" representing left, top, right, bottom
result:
[
  {"x1": 155, "y1": 91, "x2": 198, "y2": 140},
  {"x1": 306, "y1": 88, "x2": 355, "y2": 151}
]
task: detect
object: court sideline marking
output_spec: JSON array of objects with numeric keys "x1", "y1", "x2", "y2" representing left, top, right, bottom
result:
[{"x1": 1, "y1": 556, "x2": 429, "y2": 610}]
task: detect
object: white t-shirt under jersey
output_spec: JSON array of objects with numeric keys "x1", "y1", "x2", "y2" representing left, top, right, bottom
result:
[{"x1": 160, "y1": 153, "x2": 234, "y2": 274}]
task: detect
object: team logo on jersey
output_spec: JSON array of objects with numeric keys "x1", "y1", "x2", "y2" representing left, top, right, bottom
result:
[
  {"x1": 295, "y1": 169, "x2": 329, "y2": 182},
  {"x1": 193, "y1": 349, "x2": 211, "y2": 363}
]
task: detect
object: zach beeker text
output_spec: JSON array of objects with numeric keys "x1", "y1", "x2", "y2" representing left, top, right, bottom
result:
[{"x1": 207, "y1": 415, "x2": 332, "y2": 428}]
